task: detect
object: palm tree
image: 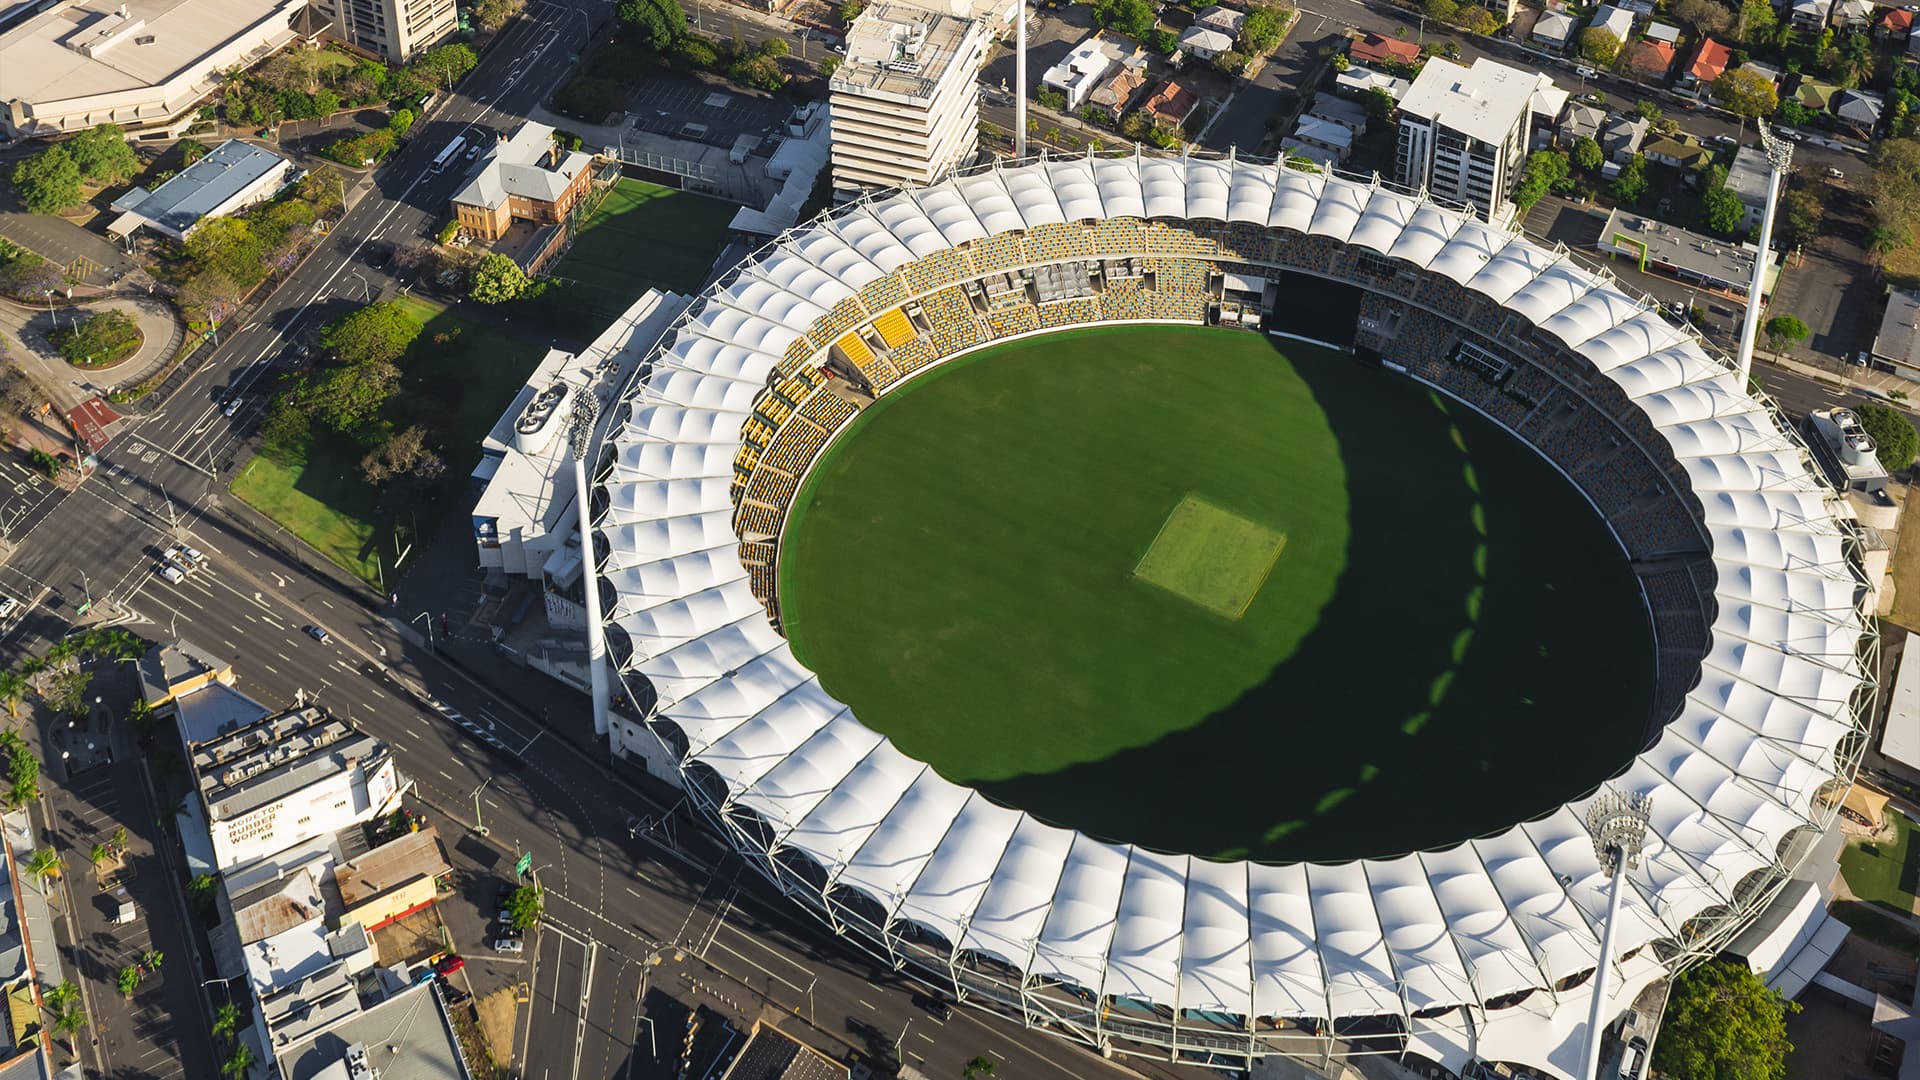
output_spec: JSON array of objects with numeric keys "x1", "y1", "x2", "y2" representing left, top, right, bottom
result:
[
  {"x1": 42, "y1": 982, "x2": 78, "y2": 1016},
  {"x1": 50, "y1": 1006, "x2": 84, "y2": 1042},
  {"x1": 222, "y1": 1042, "x2": 256, "y2": 1079},
  {"x1": 114, "y1": 966, "x2": 140, "y2": 997},
  {"x1": 212, "y1": 1002, "x2": 242, "y2": 1043},
  {"x1": 139, "y1": 949, "x2": 164, "y2": 973},
  {"x1": 87, "y1": 843, "x2": 108, "y2": 868},
  {"x1": 108, "y1": 826, "x2": 127, "y2": 854},
  {"x1": 24, "y1": 848, "x2": 61, "y2": 892},
  {"x1": 0, "y1": 672, "x2": 24, "y2": 719}
]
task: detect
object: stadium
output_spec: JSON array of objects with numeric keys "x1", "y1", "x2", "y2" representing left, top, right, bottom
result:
[{"x1": 589, "y1": 153, "x2": 1876, "y2": 1078}]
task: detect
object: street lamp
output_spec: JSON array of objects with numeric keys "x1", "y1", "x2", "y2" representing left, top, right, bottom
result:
[
  {"x1": 468, "y1": 777, "x2": 492, "y2": 837},
  {"x1": 1580, "y1": 789, "x2": 1653, "y2": 1080},
  {"x1": 411, "y1": 610, "x2": 435, "y2": 650}
]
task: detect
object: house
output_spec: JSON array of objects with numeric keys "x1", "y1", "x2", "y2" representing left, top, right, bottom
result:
[
  {"x1": 1533, "y1": 11, "x2": 1577, "y2": 48},
  {"x1": 451, "y1": 121, "x2": 597, "y2": 243},
  {"x1": 1286, "y1": 114, "x2": 1355, "y2": 161},
  {"x1": 105, "y1": 139, "x2": 297, "y2": 241},
  {"x1": 1140, "y1": 80, "x2": 1201, "y2": 129},
  {"x1": 1722, "y1": 146, "x2": 1772, "y2": 233},
  {"x1": 1308, "y1": 94, "x2": 1370, "y2": 135},
  {"x1": 1740, "y1": 60, "x2": 1782, "y2": 88},
  {"x1": 1559, "y1": 101, "x2": 1606, "y2": 144},
  {"x1": 1794, "y1": 78, "x2": 1840, "y2": 111},
  {"x1": 1834, "y1": 88, "x2": 1884, "y2": 136},
  {"x1": 1087, "y1": 65, "x2": 1147, "y2": 123},
  {"x1": 1678, "y1": 38, "x2": 1732, "y2": 98},
  {"x1": 1788, "y1": 0, "x2": 1831, "y2": 31},
  {"x1": 1600, "y1": 112, "x2": 1649, "y2": 162},
  {"x1": 1879, "y1": 6, "x2": 1915, "y2": 39},
  {"x1": 1043, "y1": 30, "x2": 1147, "y2": 111},
  {"x1": 1350, "y1": 32, "x2": 1421, "y2": 67},
  {"x1": 1643, "y1": 134, "x2": 1711, "y2": 170},
  {"x1": 1178, "y1": 25, "x2": 1237, "y2": 60},
  {"x1": 1587, "y1": 3, "x2": 1636, "y2": 44},
  {"x1": 1621, "y1": 38, "x2": 1676, "y2": 80},
  {"x1": 1871, "y1": 288, "x2": 1920, "y2": 378},
  {"x1": 1335, "y1": 63, "x2": 1413, "y2": 101},
  {"x1": 1642, "y1": 20, "x2": 1680, "y2": 43},
  {"x1": 1193, "y1": 4, "x2": 1246, "y2": 36},
  {"x1": 1831, "y1": 0, "x2": 1873, "y2": 30}
]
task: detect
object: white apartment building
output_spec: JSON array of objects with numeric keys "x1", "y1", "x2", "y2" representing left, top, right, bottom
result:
[
  {"x1": 828, "y1": 0, "x2": 990, "y2": 194},
  {"x1": 1395, "y1": 57, "x2": 1567, "y2": 224},
  {"x1": 307, "y1": 0, "x2": 456, "y2": 62},
  {"x1": 0, "y1": 0, "x2": 309, "y2": 139},
  {"x1": 191, "y1": 704, "x2": 399, "y2": 872}
]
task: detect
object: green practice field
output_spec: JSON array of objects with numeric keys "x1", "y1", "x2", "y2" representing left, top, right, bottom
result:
[
  {"x1": 553, "y1": 179, "x2": 736, "y2": 316},
  {"x1": 780, "y1": 327, "x2": 1655, "y2": 862}
]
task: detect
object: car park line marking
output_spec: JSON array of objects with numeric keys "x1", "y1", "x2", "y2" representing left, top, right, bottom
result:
[
  {"x1": 858, "y1": 999, "x2": 876, "y2": 1010},
  {"x1": 263, "y1": 664, "x2": 278, "y2": 674}
]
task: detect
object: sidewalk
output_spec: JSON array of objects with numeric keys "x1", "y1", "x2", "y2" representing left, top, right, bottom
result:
[{"x1": 0, "y1": 294, "x2": 182, "y2": 412}]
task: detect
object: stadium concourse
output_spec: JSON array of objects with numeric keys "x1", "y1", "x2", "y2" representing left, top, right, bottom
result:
[{"x1": 586, "y1": 153, "x2": 1876, "y2": 1078}]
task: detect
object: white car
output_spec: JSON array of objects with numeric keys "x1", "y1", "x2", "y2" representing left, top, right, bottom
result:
[
  {"x1": 157, "y1": 564, "x2": 184, "y2": 584},
  {"x1": 1826, "y1": 166, "x2": 1845, "y2": 179},
  {"x1": 492, "y1": 938, "x2": 524, "y2": 954},
  {"x1": 0, "y1": 596, "x2": 16, "y2": 618}
]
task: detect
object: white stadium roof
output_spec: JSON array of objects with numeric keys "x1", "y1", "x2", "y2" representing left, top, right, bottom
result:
[{"x1": 595, "y1": 155, "x2": 1870, "y2": 1078}]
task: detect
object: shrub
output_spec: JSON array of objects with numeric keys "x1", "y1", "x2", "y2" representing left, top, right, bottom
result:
[
  {"x1": 49, "y1": 309, "x2": 141, "y2": 366},
  {"x1": 552, "y1": 76, "x2": 627, "y2": 121}
]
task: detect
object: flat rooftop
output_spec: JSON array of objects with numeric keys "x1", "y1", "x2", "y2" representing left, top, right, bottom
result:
[
  {"x1": 277, "y1": 981, "x2": 470, "y2": 1080},
  {"x1": 1875, "y1": 287, "x2": 1920, "y2": 369},
  {"x1": 334, "y1": 827, "x2": 450, "y2": 908},
  {"x1": 193, "y1": 705, "x2": 384, "y2": 821},
  {"x1": 113, "y1": 137, "x2": 288, "y2": 233},
  {"x1": 831, "y1": 0, "x2": 981, "y2": 103},
  {"x1": 1599, "y1": 208, "x2": 1776, "y2": 291},
  {"x1": 1399, "y1": 56, "x2": 1551, "y2": 146},
  {"x1": 0, "y1": 0, "x2": 297, "y2": 106}
]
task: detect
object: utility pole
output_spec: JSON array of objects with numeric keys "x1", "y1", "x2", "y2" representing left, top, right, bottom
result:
[
  {"x1": 469, "y1": 777, "x2": 492, "y2": 837},
  {"x1": 1733, "y1": 121, "x2": 1791, "y2": 389},
  {"x1": 1580, "y1": 790, "x2": 1652, "y2": 1080}
]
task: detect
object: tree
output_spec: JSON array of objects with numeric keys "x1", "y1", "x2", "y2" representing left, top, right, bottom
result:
[
  {"x1": 1775, "y1": 184, "x2": 1824, "y2": 248},
  {"x1": 10, "y1": 147, "x2": 83, "y2": 215},
  {"x1": 319, "y1": 301, "x2": 421, "y2": 366},
  {"x1": 470, "y1": 252, "x2": 533, "y2": 304},
  {"x1": 1654, "y1": 960, "x2": 1794, "y2": 1080},
  {"x1": 1512, "y1": 150, "x2": 1570, "y2": 212},
  {"x1": 88, "y1": 843, "x2": 108, "y2": 868},
  {"x1": 1578, "y1": 27, "x2": 1621, "y2": 66},
  {"x1": 1612, "y1": 154, "x2": 1649, "y2": 205},
  {"x1": 1571, "y1": 136, "x2": 1603, "y2": 172},
  {"x1": 1632, "y1": 99, "x2": 1663, "y2": 122},
  {"x1": 1454, "y1": 5, "x2": 1497, "y2": 34},
  {"x1": 413, "y1": 42, "x2": 478, "y2": 88},
  {"x1": 1739, "y1": 0, "x2": 1776, "y2": 44},
  {"x1": 1700, "y1": 187, "x2": 1746, "y2": 235},
  {"x1": 181, "y1": 141, "x2": 208, "y2": 167},
  {"x1": 963, "y1": 1057, "x2": 995, "y2": 1080},
  {"x1": 1240, "y1": 8, "x2": 1285, "y2": 55},
  {"x1": 1090, "y1": 0, "x2": 1155, "y2": 39},
  {"x1": 0, "y1": 672, "x2": 24, "y2": 718},
  {"x1": 188, "y1": 871, "x2": 220, "y2": 907},
  {"x1": 1672, "y1": 0, "x2": 1734, "y2": 37},
  {"x1": 837, "y1": 0, "x2": 863, "y2": 21},
  {"x1": 1713, "y1": 68, "x2": 1778, "y2": 123},
  {"x1": 1869, "y1": 221, "x2": 1912, "y2": 254},
  {"x1": 471, "y1": 0, "x2": 525, "y2": 31},
  {"x1": 139, "y1": 949, "x2": 164, "y2": 972},
  {"x1": 1856, "y1": 403, "x2": 1919, "y2": 471},
  {"x1": 222, "y1": 1044, "x2": 256, "y2": 1080},
  {"x1": 24, "y1": 848, "x2": 60, "y2": 890},
  {"x1": 66, "y1": 124, "x2": 139, "y2": 184},
  {"x1": 1362, "y1": 87, "x2": 1396, "y2": 121},
  {"x1": 4, "y1": 731, "x2": 39, "y2": 808},
  {"x1": 1763, "y1": 314, "x2": 1810, "y2": 352},
  {"x1": 114, "y1": 966, "x2": 140, "y2": 997},
  {"x1": 184, "y1": 216, "x2": 268, "y2": 288},
  {"x1": 212, "y1": 1002, "x2": 242, "y2": 1042},
  {"x1": 727, "y1": 53, "x2": 787, "y2": 91},
  {"x1": 0, "y1": 240, "x2": 63, "y2": 302},
  {"x1": 362, "y1": 426, "x2": 446, "y2": 486},
  {"x1": 313, "y1": 88, "x2": 341, "y2": 117},
  {"x1": 617, "y1": 0, "x2": 687, "y2": 51},
  {"x1": 1836, "y1": 31, "x2": 1875, "y2": 88},
  {"x1": 300, "y1": 361, "x2": 401, "y2": 434},
  {"x1": 44, "y1": 981, "x2": 78, "y2": 1016},
  {"x1": 507, "y1": 883, "x2": 544, "y2": 930}
]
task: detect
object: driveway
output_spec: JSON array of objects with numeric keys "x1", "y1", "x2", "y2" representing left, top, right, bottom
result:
[{"x1": 1763, "y1": 177, "x2": 1878, "y2": 368}]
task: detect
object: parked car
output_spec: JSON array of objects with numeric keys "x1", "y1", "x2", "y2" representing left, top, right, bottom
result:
[
  {"x1": 0, "y1": 596, "x2": 16, "y2": 619},
  {"x1": 911, "y1": 992, "x2": 952, "y2": 1021},
  {"x1": 1574, "y1": 64, "x2": 1598, "y2": 78},
  {"x1": 1827, "y1": 166, "x2": 1845, "y2": 179},
  {"x1": 493, "y1": 938, "x2": 524, "y2": 954},
  {"x1": 434, "y1": 954, "x2": 465, "y2": 976},
  {"x1": 303, "y1": 625, "x2": 332, "y2": 644},
  {"x1": 1712, "y1": 134, "x2": 1738, "y2": 146},
  {"x1": 157, "y1": 563, "x2": 184, "y2": 584}
]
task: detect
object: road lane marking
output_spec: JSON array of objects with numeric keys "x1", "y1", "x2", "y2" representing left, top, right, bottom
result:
[
  {"x1": 859, "y1": 999, "x2": 876, "y2": 1010},
  {"x1": 437, "y1": 768, "x2": 453, "y2": 780}
]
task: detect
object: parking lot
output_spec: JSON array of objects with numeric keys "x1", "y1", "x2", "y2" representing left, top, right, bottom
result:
[{"x1": 627, "y1": 75, "x2": 795, "y2": 151}]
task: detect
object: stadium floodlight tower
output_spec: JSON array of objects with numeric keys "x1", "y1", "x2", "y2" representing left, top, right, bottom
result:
[
  {"x1": 1581, "y1": 789, "x2": 1653, "y2": 1080},
  {"x1": 1733, "y1": 121, "x2": 1793, "y2": 388},
  {"x1": 569, "y1": 392, "x2": 613, "y2": 738},
  {"x1": 1014, "y1": 0, "x2": 1027, "y2": 159}
]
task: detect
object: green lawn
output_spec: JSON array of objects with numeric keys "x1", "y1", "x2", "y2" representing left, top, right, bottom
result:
[
  {"x1": 780, "y1": 327, "x2": 1654, "y2": 862},
  {"x1": 232, "y1": 295, "x2": 546, "y2": 584},
  {"x1": 1840, "y1": 813, "x2": 1920, "y2": 914},
  {"x1": 553, "y1": 179, "x2": 737, "y2": 317}
]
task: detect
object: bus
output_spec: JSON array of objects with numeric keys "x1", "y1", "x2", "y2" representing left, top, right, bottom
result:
[{"x1": 432, "y1": 136, "x2": 465, "y2": 173}]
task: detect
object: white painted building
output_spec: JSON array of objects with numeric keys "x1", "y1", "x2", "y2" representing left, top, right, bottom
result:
[
  {"x1": 107, "y1": 138, "x2": 296, "y2": 239},
  {"x1": 1043, "y1": 30, "x2": 1145, "y2": 109},
  {"x1": 0, "y1": 0, "x2": 309, "y2": 139},
  {"x1": 827, "y1": 0, "x2": 991, "y2": 194},
  {"x1": 1395, "y1": 57, "x2": 1566, "y2": 223},
  {"x1": 306, "y1": 0, "x2": 457, "y2": 62}
]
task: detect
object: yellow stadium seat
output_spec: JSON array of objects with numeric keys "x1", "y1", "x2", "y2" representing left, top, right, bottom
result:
[
  {"x1": 872, "y1": 309, "x2": 916, "y2": 349},
  {"x1": 835, "y1": 332, "x2": 874, "y2": 366}
]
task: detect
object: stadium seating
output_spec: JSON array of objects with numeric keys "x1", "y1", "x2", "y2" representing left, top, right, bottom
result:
[
  {"x1": 986, "y1": 304, "x2": 1040, "y2": 339},
  {"x1": 1147, "y1": 259, "x2": 1211, "y2": 321},
  {"x1": 872, "y1": 308, "x2": 917, "y2": 350},
  {"x1": 738, "y1": 541, "x2": 776, "y2": 567},
  {"x1": 860, "y1": 273, "x2": 910, "y2": 314},
  {"x1": 1028, "y1": 222, "x2": 1095, "y2": 262},
  {"x1": 1039, "y1": 297, "x2": 1101, "y2": 330},
  {"x1": 904, "y1": 247, "x2": 978, "y2": 294},
  {"x1": 972, "y1": 232, "x2": 1031, "y2": 274},
  {"x1": 1098, "y1": 278, "x2": 1149, "y2": 322},
  {"x1": 891, "y1": 336, "x2": 941, "y2": 376}
]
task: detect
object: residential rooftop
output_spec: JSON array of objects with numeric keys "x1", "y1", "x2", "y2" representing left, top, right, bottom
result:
[
  {"x1": 1399, "y1": 57, "x2": 1558, "y2": 147},
  {"x1": 1873, "y1": 287, "x2": 1920, "y2": 370}
]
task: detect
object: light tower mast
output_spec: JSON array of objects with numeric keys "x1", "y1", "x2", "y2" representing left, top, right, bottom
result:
[
  {"x1": 569, "y1": 392, "x2": 612, "y2": 738},
  {"x1": 1581, "y1": 789, "x2": 1653, "y2": 1080},
  {"x1": 1733, "y1": 122, "x2": 1793, "y2": 388}
]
